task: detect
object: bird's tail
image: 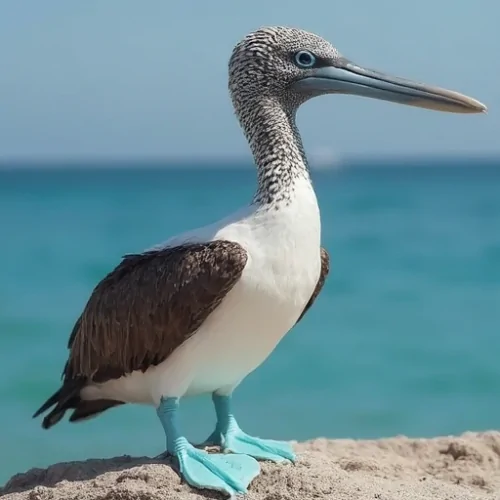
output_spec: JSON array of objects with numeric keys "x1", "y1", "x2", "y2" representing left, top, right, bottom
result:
[
  {"x1": 33, "y1": 378, "x2": 124, "y2": 428},
  {"x1": 33, "y1": 378, "x2": 86, "y2": 429}
]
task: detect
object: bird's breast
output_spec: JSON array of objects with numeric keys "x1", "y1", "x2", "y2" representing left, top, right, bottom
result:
[{"x1": 221, "y1": 182, "x2": 322, "y2": 321}]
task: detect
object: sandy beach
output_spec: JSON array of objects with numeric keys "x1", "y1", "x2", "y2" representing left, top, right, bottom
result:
[{"x1": 2, "y1": 431, "x2": 499, "y2": 499}]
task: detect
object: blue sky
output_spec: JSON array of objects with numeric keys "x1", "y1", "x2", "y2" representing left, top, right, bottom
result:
[{"x1": 1, "y1": 1, "x2": 498, "y2": 161}]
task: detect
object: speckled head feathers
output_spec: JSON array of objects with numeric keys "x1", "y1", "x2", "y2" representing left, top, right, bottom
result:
[
  {"x1": 229, "y1": 26, "x2": 340, "y2": 107},
  {"x1": 227, "y1": 27, "x2": 342, "y2": 205},
  {"x1": 227, "y1": 26, "x2": 486, "y2": 205}
]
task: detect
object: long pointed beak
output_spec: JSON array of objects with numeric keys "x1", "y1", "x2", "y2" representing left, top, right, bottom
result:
[{"x1": 293, "y1": 57, "x2": 487, "y2": 114}]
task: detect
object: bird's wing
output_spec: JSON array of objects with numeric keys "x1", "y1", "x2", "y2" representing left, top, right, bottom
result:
[
  {"x1": 64, "y1": 240, "x2": 248, "y2": 384},
  {"x1": 295, "y1": 247, "x2": 330, "y2": 325}
]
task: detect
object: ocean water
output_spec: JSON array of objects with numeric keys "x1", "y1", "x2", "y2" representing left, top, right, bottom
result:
[{"x1": 1, "y1": 158, "x2": 500, "y2": 485}]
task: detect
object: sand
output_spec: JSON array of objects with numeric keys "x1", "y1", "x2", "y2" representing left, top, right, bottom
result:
[{"x1": 2, "y1": 431, "x2": 500, "y2": 500}]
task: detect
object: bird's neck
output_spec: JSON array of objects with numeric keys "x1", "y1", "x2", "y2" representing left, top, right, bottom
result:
[{"x1": 237, "y1": 98, "x2": 312, "y2": 206}]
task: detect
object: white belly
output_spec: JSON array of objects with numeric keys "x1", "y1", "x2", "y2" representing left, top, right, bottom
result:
[
  {"x1": 82, "y1": 176, "x2": 322, "y2": 406},
  {"x1": 156, "y1": 273, "x2": 314, "y2": 401}
]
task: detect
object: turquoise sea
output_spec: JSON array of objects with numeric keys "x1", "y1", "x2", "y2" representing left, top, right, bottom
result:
[{"x1": 1, "y1": 157, "x2": 499, "y2": 485}]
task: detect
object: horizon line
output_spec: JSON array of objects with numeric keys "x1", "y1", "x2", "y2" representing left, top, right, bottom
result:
[{"x1": 0, "y1": 152, "x2": 499, "y2": 170}]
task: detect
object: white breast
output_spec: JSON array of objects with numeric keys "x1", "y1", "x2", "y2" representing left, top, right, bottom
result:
[{"x1": 82, "y1": 176, "x2": 322, "y2": 406}]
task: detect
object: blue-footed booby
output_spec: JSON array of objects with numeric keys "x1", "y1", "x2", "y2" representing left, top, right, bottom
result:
[{"x1": 34, "y1": 26, "x2": 486, "y2": 497}]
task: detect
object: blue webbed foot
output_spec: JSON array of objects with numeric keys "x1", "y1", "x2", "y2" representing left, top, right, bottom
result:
[
  {"x1": 156, "y1": 396, "x2": 260, "y2": 497},
  {"x1": 174, "y1": 437, "x2": 259, "y2": 496},
  {"x1": 224, "y1": 427, "x2": 296, "y2": 463},
  {"x1": 207, "y1": 393, "x2": 297, "y2": 463}
]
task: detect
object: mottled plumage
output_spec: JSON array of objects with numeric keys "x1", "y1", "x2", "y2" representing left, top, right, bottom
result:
[{"x1": 229, "y1": 28, "x2": 340, "y2": 206}]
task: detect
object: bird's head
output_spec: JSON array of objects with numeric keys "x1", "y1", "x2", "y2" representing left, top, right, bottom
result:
[{"x1": 229, "y1": 26, "x2": 486, "y2": 114}]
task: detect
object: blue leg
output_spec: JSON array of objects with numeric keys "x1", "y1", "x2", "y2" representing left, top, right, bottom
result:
[
  {"x1": 156, "y1": 397, "x2": 260, "y2": 496},
  {"x1": 204, "y1": 393, "x2": 296, "y2": 463}
]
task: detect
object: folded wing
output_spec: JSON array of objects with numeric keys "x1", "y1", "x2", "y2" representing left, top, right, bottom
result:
[{"x1": 33, "y1": 240, "x2": 248, "y2": 428}]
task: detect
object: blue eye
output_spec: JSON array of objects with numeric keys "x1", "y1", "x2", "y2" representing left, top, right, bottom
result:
[{"x1": 294, "y1": 50, "x2": 316, "y2": 68}]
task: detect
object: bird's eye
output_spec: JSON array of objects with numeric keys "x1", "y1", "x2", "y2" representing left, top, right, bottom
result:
[{"x1": 294, "y1": 50, "x2": 316, "y2": 69}]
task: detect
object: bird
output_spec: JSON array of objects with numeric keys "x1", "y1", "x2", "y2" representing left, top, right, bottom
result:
[{"x1": 33, "y1": 26, "x2": 486, "y2": 497}]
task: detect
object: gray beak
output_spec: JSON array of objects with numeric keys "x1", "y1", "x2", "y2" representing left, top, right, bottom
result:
[{"x1": 293, "y1": 57, "x2": 487, "y2": 114}]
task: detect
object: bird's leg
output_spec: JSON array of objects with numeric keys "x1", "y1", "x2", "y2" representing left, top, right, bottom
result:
[
  {"x1": 156, "y1": 396, "x2": 260, "y2": 496},
  {"x1": 204, "y1": 393, "x2": 296, "y2": 463}
]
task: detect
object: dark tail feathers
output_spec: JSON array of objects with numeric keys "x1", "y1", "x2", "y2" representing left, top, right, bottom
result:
[
  {"x1": 33, "y1": 378, "x2": 123, "y2": 429},
  {"x1": 69, "y1": 399, "x2": 125, "y2": 423}
]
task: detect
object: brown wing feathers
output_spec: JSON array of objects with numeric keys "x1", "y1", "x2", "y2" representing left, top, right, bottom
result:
[
  {"x1": 33, "y1": 241, "x2": 248, "y2": 428},
  {"x1": 296, "y1": 247, "x2": 330, "y2": 324}
]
